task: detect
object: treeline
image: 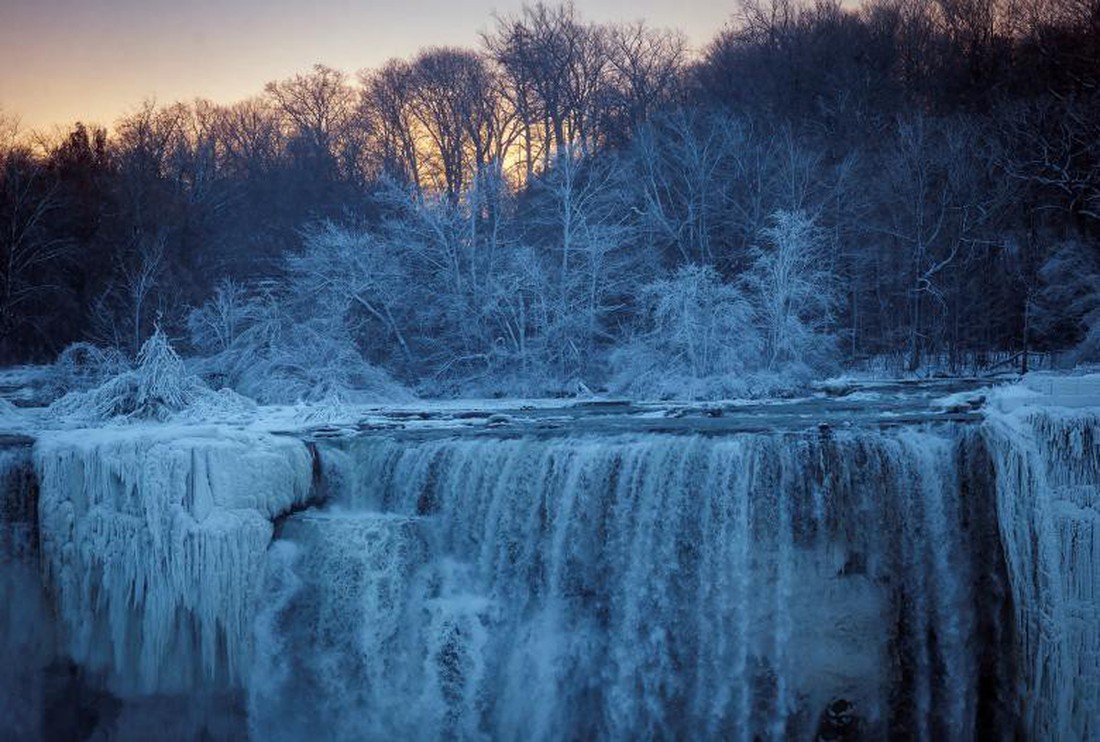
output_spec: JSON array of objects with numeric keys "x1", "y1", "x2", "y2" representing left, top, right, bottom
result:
[{"x1": 2, "y1": 0, "x2": 1099, "y2": 397}]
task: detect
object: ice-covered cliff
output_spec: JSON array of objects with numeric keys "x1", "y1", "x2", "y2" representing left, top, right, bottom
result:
[
  {"x1": 34, "y1": 426, "x2": 312, "y2": 697},
  {"x1": 984, "y1": 377, "x2": 1100, "y2": 740}
]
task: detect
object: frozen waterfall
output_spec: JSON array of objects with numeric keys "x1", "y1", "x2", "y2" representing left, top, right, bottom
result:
[
  {"x1": 985, "y1": 405, "x2": 1100, "y2": 740},
  {"x1": 34, "y1": 427, "x2": 312, "y2": 696},
  {"x1": 1, "y1": 385, "x2": 1098, "y2": 740}
]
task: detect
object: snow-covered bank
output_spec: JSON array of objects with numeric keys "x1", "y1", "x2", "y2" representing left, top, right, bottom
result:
[{"x1": 34, "y1": 426, "x2": 312, "y2": 696}]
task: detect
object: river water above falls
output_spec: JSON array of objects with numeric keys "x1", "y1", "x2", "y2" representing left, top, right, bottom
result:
[{"x1": 1, "y1": 380, "x2": 1096, "y2": 740}]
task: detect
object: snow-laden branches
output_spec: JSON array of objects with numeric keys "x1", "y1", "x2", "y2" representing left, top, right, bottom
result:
[
  {"x1": 746, "y1": 209, "x2": 838, "y2": 372},
  {"x1": 612, "y1": 263, "x2": 759, "y2": 398},
  {"x1": 48, "y1": 327, "x2": 253, "y2": 423}
]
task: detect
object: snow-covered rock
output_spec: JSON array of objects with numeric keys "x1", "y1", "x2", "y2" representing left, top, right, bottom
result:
[{"x1": 34, "y1": 425, "x2": 312, "y2": 696}]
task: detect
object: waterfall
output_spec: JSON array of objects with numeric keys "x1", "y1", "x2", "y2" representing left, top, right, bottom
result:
[
  {"x1": 2, "y1": 390, "x2": 1096, "y2": 740},
  {"x1": 985, "y1": 407, "x2": 1100, "y2": 740},
  {"x1": 0, "y1": 440, "x2": 52, "y2": 740},
  {"x1": 252, "y1": 426, "x2": 1013, "y2": 740}
]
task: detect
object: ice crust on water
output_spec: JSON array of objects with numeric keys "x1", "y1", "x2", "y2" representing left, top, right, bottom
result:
[
  {"x1": 33, "y1": 425, "x2": 312, "y2": 696},
  {"x1": 984, "y1": 396, "x2": 1100, "y2": 740}
]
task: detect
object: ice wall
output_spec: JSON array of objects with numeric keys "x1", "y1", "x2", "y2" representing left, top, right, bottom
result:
[
  {"x1": 33, "y1": 426, "x2": 312, "y2": 697},
  {"x1": 253, "y1": 427, "x2": 1013, "y2": 741},
  {"x1": 985, "y1": 400, "x2": 1100, "y2": 740}
]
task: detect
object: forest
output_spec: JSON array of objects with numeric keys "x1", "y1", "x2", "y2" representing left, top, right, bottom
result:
[{"x1": 2, "y1": 0, "x2": 1099, "y2": 400}]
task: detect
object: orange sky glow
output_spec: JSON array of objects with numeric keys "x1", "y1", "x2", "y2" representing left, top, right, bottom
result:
[{"x1": 1, "y1": 0, "x2": 743, "y2": 134}]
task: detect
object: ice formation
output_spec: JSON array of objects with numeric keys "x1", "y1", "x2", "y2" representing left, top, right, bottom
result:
[
  {"x1": 33, "y1": 426, "x2": 312, "y2": 696},
  {"x1": 985, "y1": 397, "x2": 1100, "y2": 739}
]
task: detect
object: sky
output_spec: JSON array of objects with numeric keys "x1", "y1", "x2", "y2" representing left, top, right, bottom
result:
[{"x1": 0, "y1": 0, "x2": 738, "y2": 134}]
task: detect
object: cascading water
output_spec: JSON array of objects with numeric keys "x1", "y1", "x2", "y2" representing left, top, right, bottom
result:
[
  {"x1": 250, "y1": 426, "x2": 1015, "y2": 741},
  {"x1": 0, "y1": 439, "x2": 53, "y2": 740},
  {"x1": 2, "y1": 384, "x2": 1097, "y2": 740}
]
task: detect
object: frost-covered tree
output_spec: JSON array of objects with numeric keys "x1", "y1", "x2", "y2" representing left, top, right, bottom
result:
[
  {"x1": 188, "y1": 282, "x2": 408, "y2": 405},
  {"x1": 186, "y1": 278, "x2": 257, "y2": 355},
  {"x1": 47, "y1": 327, "x2": 246, "y2": 422},
  {"x1": 481, "y1": 246, "x2": 553, "y2": 386},
  {"x1": 612, "y1": 263, "x2": 759, "y2": 398},
  {"x1": 744, "y1": 209, "x2": 837, "y2": 374},
  {"x1": 530, "y1": 147, "x2": 637, "y2": 384},
  {"x1": 287, "y1": 221, "x2": 413, "y2": 365}
]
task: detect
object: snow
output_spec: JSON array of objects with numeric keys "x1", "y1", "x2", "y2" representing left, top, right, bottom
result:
[{"x1": 33, "y1": 424, "x2": 313, "y2": 696}]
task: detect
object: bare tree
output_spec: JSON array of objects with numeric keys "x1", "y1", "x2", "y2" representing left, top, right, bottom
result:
[
  {"x1": 265, "y1": 64, "x2": 358, "y2": 173},
  {"x1": 604, "y1": 23, "x2": 687, "y2": 141},
  {"x1": 121, "y1": 231, "x2": 166, "y2": 355},
  {"x1": 744, "y1": 209, "x2": 837, "y2": 371},
  {"x1": 531, "y1": 147, "x2": 635, "y2": 380},
  {"x1": 0, "y1": 146, "x2": 69, "y2": 349}
]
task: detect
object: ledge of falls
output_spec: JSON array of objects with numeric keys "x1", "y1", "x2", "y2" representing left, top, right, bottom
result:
[{"x1": 0, "y1": 376, "x2": 1096, "y2": 740}]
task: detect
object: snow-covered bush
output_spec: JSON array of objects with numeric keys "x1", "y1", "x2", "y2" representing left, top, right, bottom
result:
[
  {"x1": 612, "y1": 264, "x2": 762, "y2": 399},
  {"x1": 235, "y1": 317, "x2": 410, "y2": 405},
  {"x1": 191, "y1": 287, "x2": 410, "y2": 406},
  {"x1": 43, "y1": 342, "x2": 130, "y2": 399},
  {"x1": 186, "y1": 278, "x2": 260, "y2": 355},
  {"x1": 48, "y1": 328, "x2": 254, "y2": 423}
]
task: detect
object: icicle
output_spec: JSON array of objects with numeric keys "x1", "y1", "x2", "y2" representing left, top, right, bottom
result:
[
  {"x1": 985, "y1": 407, "x2": 1100, "y2": 740},
  {"x1": 34, "y1": 426, "x2": 311, "y2": 696}
]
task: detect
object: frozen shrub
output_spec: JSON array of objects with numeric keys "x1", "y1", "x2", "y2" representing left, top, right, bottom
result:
[
  {"x1": 44, "y1": 342, "x2": 130, "y2": 399},
  {"x1": 48, "y1": 328, "x2": 249, "y2": 423},
  {"x1": 611, "y1": 264, "x2": 761, "y2": 399}
]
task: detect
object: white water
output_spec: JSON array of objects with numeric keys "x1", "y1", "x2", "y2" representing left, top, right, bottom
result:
[{"x1": 252, "y1": 427, "x2": 1006, "y2": 740}]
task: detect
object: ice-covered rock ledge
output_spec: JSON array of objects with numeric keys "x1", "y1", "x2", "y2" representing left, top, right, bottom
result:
[
  {"x1": 983, "y1": 373, "x2": 1100, "y2": 741},
  {"x1": 33, "y1": 425, "x2": 313, "y2": 697}
]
